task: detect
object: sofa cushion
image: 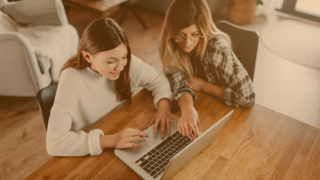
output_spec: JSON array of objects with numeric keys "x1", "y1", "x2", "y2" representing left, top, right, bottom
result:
[
  {"x1": 0, "y1": 11, "x2": 17, "y2": 32},
  {"x1": 17, "y1": 24, "x2": 79, "y2": 82},
  {"x1": 1, "y1": 0, "x2": 65, "y2": 26}
]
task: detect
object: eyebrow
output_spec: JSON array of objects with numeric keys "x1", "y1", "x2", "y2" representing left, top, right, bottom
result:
[
  {"x1": 106, "y1": 53, "x2": 128, "y2": 60},
  {"x1": 177, "y1": 31, "x2": 200, "y2": 34}
]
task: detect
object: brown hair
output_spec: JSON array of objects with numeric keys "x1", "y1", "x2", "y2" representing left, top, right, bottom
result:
[
  {"x1": 61, "y1": 18, "x2": 132, "y2": 104},
  {"x1": 159, "y1": 0, "x2": 231, "y2": 80}
]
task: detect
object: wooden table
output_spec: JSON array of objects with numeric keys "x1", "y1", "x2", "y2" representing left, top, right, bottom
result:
[{"x1": 26, "y1": 89, "x2": 320, "y2": 180}]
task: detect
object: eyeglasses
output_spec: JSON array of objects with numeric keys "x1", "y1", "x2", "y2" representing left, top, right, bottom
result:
[{"x1": 172, "y1": 34, "x2": 203, "y2": 43}]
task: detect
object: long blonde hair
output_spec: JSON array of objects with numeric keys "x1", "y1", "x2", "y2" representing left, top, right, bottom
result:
[{"x1": 159, "y1": 0, "x2": 231, "y2": 80}]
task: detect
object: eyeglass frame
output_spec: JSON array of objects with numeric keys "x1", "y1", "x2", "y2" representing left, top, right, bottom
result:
[{"x1": 172, "y1": 33, "x2": 203, "y2": 43}]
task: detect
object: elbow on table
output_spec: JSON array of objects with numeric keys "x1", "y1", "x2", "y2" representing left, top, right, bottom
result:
[
  {"x1": 46, "y1": 144, "x2": 59, "y2": 156},
  {"x1": 46, "y1": 136, "x2": 69, "y2": 157},
  {"x1": 240, "y1": 97, "x2": 255, "y2": 108}
]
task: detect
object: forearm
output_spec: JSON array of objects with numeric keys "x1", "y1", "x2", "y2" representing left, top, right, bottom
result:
[
  {"x1": 177, "y1": 94, "x2": 194, "y2": 110},
  {"x1": 100, "y1": 135, "x2": 115, "y2": 149},
  {"x1": 202, "y1": 81, "x2": 225, "y2": 100}
]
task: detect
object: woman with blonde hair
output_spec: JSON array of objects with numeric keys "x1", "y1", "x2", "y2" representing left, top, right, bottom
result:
[
  {"x1": 159, "y1": 0, "x2": 255, "y2": 140},
  {"x1": 46, "y1": 18, "x2": 177, "y2": 157}
]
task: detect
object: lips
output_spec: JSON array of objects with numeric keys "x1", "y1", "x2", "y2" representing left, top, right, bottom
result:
[{"x1": 110, "y1": 72, "x2": 120, "y2": 76}]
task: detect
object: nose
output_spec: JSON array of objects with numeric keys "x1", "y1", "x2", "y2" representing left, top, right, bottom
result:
[
  {"x1": 115, "y1": 60, "x2": 124, "y2": 71},
  {"x1": 182, "y1": 36, "x2": 193, "y2": 47}
]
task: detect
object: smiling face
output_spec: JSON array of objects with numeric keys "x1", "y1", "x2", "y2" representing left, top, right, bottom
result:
[
  {"x1": 174, "y1": 24, "x2": 202, "y2": 53},
  {"x1": 82, "y1": 43, "x2": 128, "y2": 81}
]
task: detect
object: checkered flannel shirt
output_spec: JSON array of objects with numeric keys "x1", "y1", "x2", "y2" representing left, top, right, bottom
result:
[{"x1": 166, "y1": 35, "x2": 255, "y2": 108}]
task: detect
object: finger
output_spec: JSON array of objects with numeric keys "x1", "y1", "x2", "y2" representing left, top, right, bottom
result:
[
  {"x1": 129, "y1": 136, "x2": 146, "y2": 142},
  {"x1": 153, "y1": 118, "x2": 160, "y2": 133},
  {"x1": 182, "y1": 123, "x2": 187, "y2": 136},
  {"x1": 173, "y1": 115, "x2": 179, "y2": 124},
  {"x1": 146, "y1": 116, "x2": 155, "y2": 128},
  {"x1": 188, "y1": 135, "x2": 196, "y2": 140},
  {"x1": 185, "y1": 123, "x2": 191, "y2": 137},
  {"x1": 130, "y1": 129, "x2": 148, "y2": 138},
  {"x1": 191, "y1": 123, "x2": 199, "y2": 137},
  {"x1": 166, "y1": 118, "x2": 171, "y2": 135},
  {"x1": 131, "y1": 143, "x2": 141, "y2": 148},
  {"x1": 140, "y1": 132, "x2": 149, "y2": 138},
  {"x1": 161, "y1": 119, "x2": 165, "y2": 138},
  {"x1": 178, "y1": 122, "x2": 182, "y2": 134}
]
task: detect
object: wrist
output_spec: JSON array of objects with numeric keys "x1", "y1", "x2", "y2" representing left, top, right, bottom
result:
[
  {"x1": 200, "y1": 80, "x2": 207, "y2": 92},
  {"x1": 157, "y1": 98, "x2": 170, "y2": 109},
  {"x1": 100, "y1": 134, "x2": 115, "y2": 149},
  {"x1": 180, "y1": 104, "x2": 194, "y2": 112}
]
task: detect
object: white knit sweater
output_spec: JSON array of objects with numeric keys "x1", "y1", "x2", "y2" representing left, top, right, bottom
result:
[{"x1": 46, "y1": 55, "x2": 173, "y2": 157}]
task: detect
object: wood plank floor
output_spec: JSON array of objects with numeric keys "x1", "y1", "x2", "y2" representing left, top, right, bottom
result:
[{"x1": 0, "y1": 6, "x2": 319, "y2": 180}]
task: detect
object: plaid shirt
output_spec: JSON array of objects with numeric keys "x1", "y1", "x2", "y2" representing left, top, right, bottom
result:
[{"x1": 167, "y1": 35, "x2": 255, "y2": 108}]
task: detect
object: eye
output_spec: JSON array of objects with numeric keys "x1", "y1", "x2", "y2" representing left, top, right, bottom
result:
[
  {"x1": 122, "y1": 56, "x2": 128, "y2": 60},
  {"x1": 107, "y1": 61, "x2": 115, "y2": 64}
]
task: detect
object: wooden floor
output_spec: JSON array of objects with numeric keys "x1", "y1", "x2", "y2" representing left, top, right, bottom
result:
[{"x1": 0, "y1": 6, "x2": 319, "y2": 180}]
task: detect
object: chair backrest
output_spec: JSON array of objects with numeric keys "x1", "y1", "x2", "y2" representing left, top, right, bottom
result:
[
  {"x1": 216, "y1": 20, "x2": 259, "y2": 81},
  {"x1": 36, "y1": 83, "x2": 58, "y2": 130}
]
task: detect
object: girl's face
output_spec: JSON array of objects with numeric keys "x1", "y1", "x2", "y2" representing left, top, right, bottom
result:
[
  {"x1": 173, "y1": 24, "x2": 202, "y2": 53},
  {"x1": 82, "y1": 43, "x2": 128, "y2": 81}
]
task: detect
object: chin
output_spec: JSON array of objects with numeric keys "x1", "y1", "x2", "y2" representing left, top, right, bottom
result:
[
  {"x1": 109, "y1": 76, "x2": 120, "y2": 81},
  {"x1": 180, "y1": 47, "x2": 195, "y2": 53}
]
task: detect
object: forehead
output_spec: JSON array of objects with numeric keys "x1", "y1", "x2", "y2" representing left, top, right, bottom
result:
[
  {"x1": 178, "y1": 24, "x2": 200, "y2": 34},
  {"x1": 96, "y1": 43, "x2": 127, "y2": 58}
]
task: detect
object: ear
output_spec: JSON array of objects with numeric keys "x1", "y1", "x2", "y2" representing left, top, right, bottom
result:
[{"x1": 82, "y1": 51, "x2": 93, "y2": 63}]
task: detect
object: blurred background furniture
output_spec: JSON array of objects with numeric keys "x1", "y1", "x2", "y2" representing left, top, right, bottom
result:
[
  {"x1": 62, "y1": 0, "x2": 126, "y2": 18},
  {"x1": 0, "y1": 0, "x2": 79, "y2": 97},
  {"x1": 37, "y1": 83, "x2": 58, "y2": 130},
  {"x1": 135, "y1": 0, "x2": 224, "y2": 15},
  {"x1": 216, "y1": 20, "x2": 259, "y2": 81},
  {"x1": 119, "y1": 0, "x2": 147, "y2": 29}
]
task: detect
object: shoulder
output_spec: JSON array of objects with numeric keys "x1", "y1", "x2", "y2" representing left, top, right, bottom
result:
[
  {"x1": 58, "y1": 68, "x2": 84, "y2": 94},
  {"x1": 60, "y1": 67, "x2": 82, "y2": 80},
  {"x1": 129, "y1": 54, "x2": 144, "y2": 73},
  {"x1": 207, "y1": 35, "x2": 231, "y2": 53},
  {"x1": 54, "y1": 68, "x2": 83, "y2": 110}
]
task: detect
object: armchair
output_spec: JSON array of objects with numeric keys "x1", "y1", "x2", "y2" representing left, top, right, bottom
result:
[{"x1": 0, "y1": 0, "x2": 79, "y2": 97}]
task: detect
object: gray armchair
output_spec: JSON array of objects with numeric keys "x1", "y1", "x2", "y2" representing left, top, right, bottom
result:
[{"x1": 0, "y1": 0, "x2": 79, "y2": 97}]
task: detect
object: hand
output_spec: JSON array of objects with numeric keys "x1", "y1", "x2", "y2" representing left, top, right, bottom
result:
[
  {"x1": 146, "y1": 99, "x2": 178, "y2": 138},
  {"x1": 189, "y1": 76, "x2": 205, "y2": 92},
  {"x1": 110, "y1": 128, "x2": 149, "y2": 149},
  {"x1": 179, "y1": 105, "x2": 200, "y2": 140}
]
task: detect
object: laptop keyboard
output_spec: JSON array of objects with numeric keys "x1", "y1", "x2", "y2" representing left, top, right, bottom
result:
[{"x1": 134, "y1": 130, "x2": 193, "y2": 179}]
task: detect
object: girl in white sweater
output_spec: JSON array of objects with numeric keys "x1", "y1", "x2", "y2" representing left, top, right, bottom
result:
[{"x1": 46, "y1": 18, "x2": 176, "y2": 157}]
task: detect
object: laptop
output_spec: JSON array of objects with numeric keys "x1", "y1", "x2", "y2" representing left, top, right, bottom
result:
[{"x1": 114, "y1": 110, "x2": 233, "y2": 180}]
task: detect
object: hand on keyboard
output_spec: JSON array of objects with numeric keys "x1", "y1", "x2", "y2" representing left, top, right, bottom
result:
[
  {"x1": 146, "y1": 99, "x2": 178, "y2": 138},
  {"x1": 112, "y1": 128, "x2": 149, "y2": 148},
  {"x1": 179, "y1": 106, "x2": 200, "y2": 140}
]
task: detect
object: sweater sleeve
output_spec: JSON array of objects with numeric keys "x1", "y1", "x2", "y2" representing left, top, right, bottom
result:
[
  {"x1": 46, "y1": 68, "x2": 104, "y2": 157},
  {"x1": 46, "y1": 107, "x2": 105, "y2": 157},
  {"x1": 130, "y1": 55, "x2": 173, "y2": 109}
]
